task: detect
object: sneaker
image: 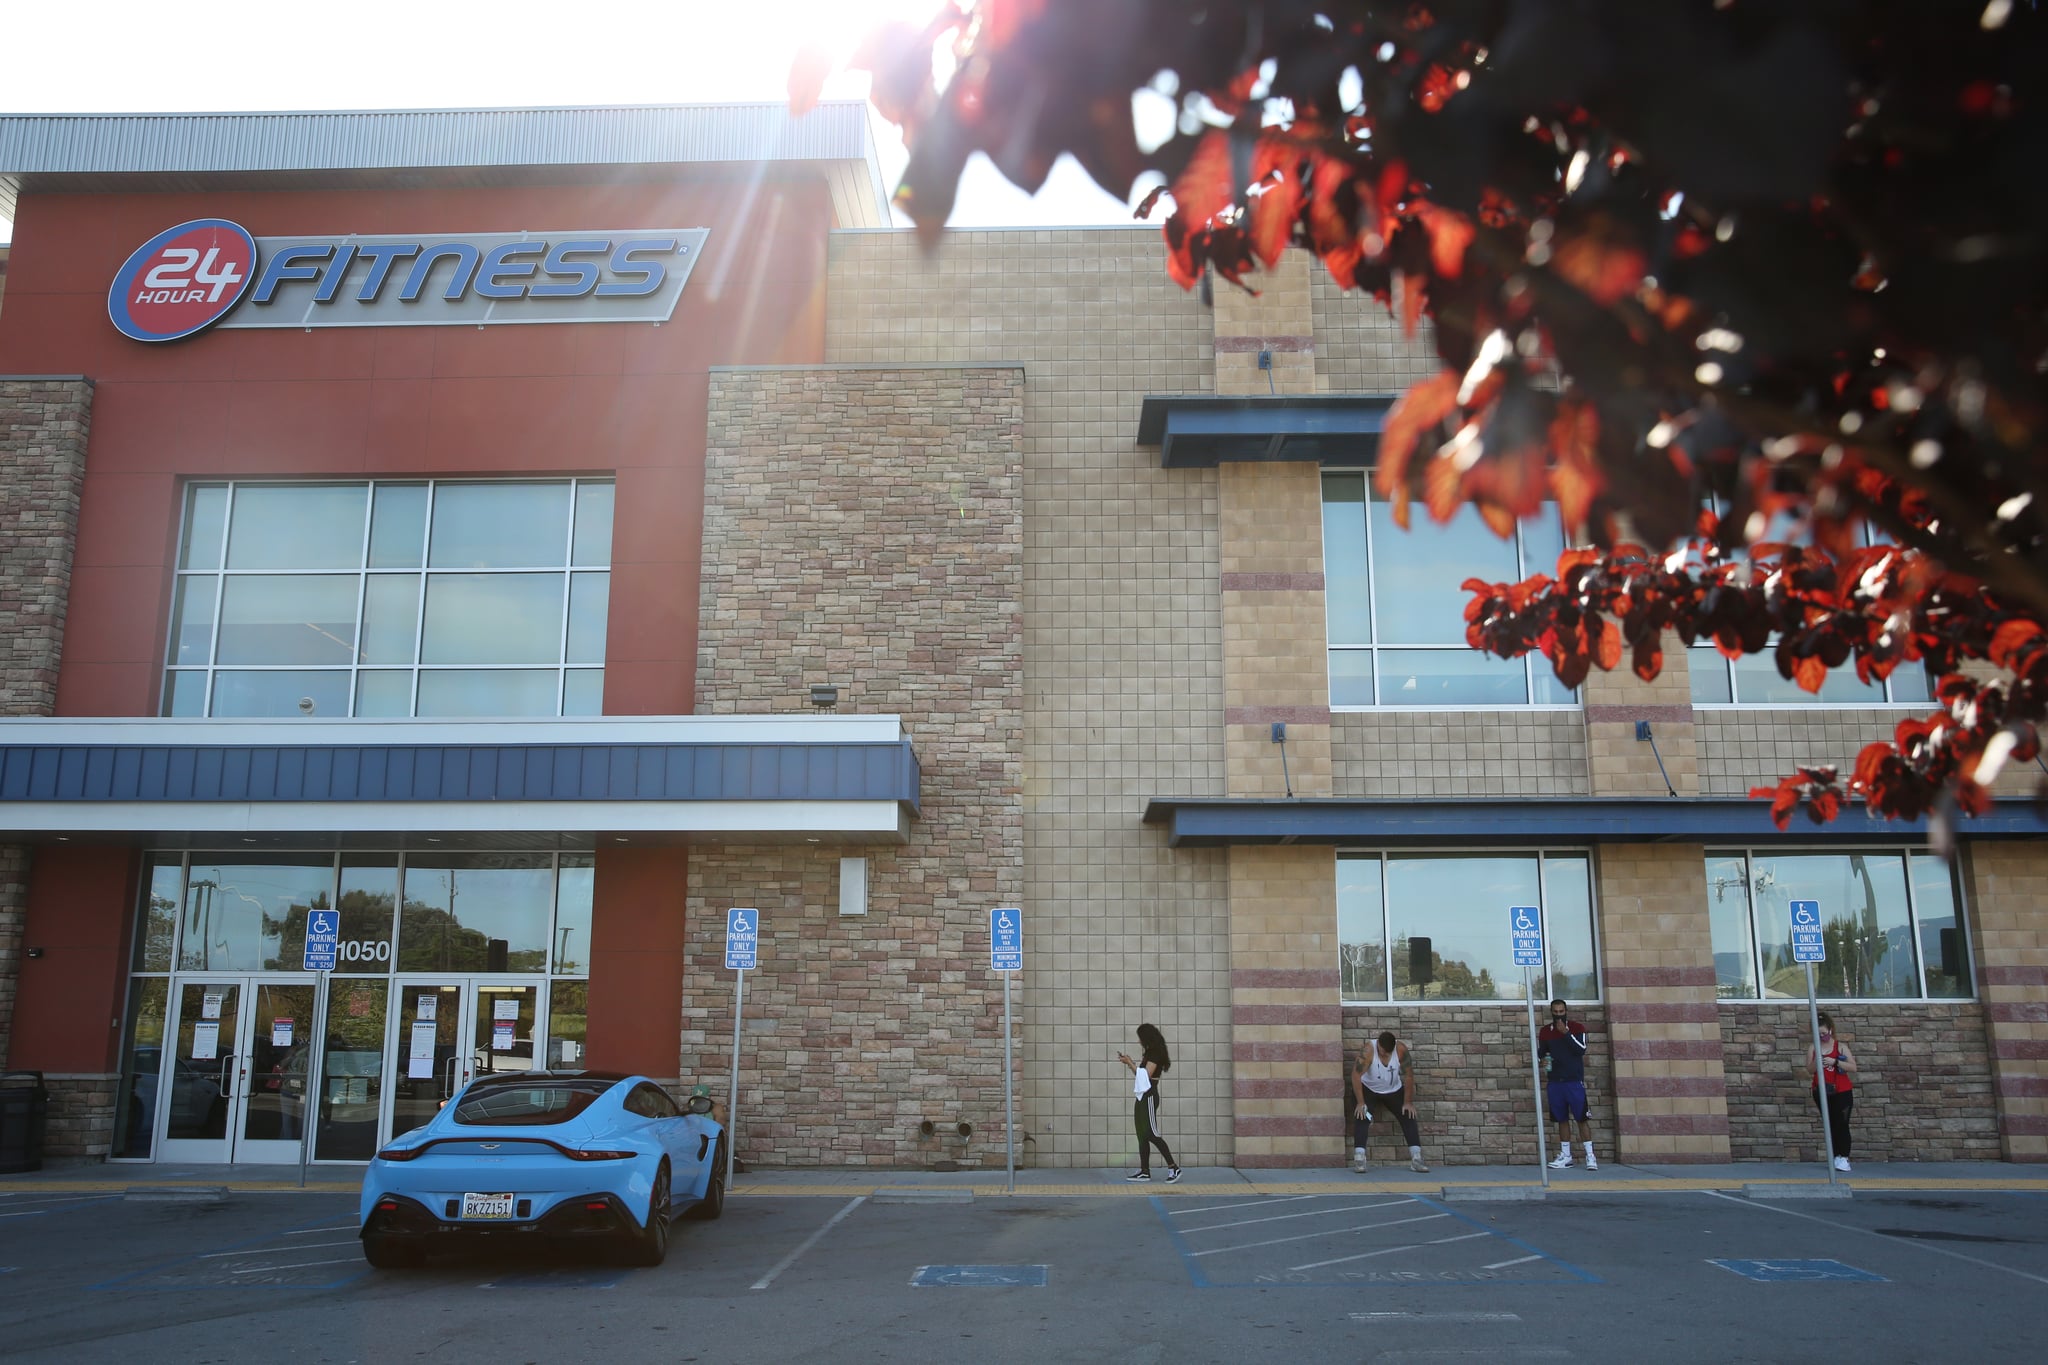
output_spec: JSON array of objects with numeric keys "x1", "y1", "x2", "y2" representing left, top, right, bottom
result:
[
  {"x1": 1833, "y1": 1156, "x2": 1851, "y2": 1173},
  {"x1": 1409, "y1": 1155, "x2": 1431, "y2": 1174},
  {"x1": 1165, "y1": 1167, "x2": 1183, "y2": 1183},
  {"x1": 1549, "y1": 1151, "x2": 1575, "y2": 1169},
  {"x1": 1353, "y1": 1148, "x2": 1368, "y2": 1174},
  {"x1": 1584, "y1": 1153, "x2": 1598, "y2": 1171},
  {"x1": 1125, "y1": 1170, "x2": 1151, "y2": 1182}
]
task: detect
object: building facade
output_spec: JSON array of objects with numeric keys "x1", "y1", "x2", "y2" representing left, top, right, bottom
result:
[{"x1": 0, "y1": 105, "x2": 2041, "y2": 1171}]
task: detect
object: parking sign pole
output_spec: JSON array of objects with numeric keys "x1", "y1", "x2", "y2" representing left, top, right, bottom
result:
[
  {"x1": 1806, "y1": 963, "x2": 1837, "y2": 1187},
  {"x1": 1525, "y1": 965, "x2": 1549, "y2": 1189},
  {"x1": 1004, "y1": 971, "x2": 1015, "y2": 1195},
  {"x1": 299, "y1": 970, "x2": 328, "y2": 1190},
  {"x1": 727, "y1": 967, "x2": 744, "y2": 1191}
]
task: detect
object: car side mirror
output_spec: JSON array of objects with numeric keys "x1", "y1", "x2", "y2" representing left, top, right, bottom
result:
[{"x1": 686, "y1": 1094, "x2": 714, "y2": 1115}]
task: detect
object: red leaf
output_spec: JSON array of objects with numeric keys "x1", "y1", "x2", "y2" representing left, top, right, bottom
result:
[
  {"x1": 1631, "y1": 636, "x2": 1663, "y2": 682},
  {"x1": 1172, "y1": 130, "x2": 1237, "y2": 231},
  {"x1": 1989, "y1": 619, "x2": 2042, "y2": 669},
  {"x1": 788, "y1": 45, "x2": 834, "y2": 117},
  {"x1": 1546, "y1": 400, "x2": 1602, "y2": 536},
  {"x1": 1399, "y1": 272, "x2": 1428, "y2": 335},
  {"x1": 1550, "y1": 229, "x2": 1647, "y2": 308},
  {"x1": 1593, "y1": 615, "x2": 1623, "y2": 672},
  {"x1": 1372, "y1": 370, "x2": 1461, "y2": 531},
  {"x1": 1415, "y1": 202, "x2": 1476, "y2": 278},
  {"x1": 1424, "y1": 444, "x2": 1465, "y2": 525},
  {"x1": 1793, "y1": 654, "x2": 1829, "y2": 694},
  {"x1": 1247, "y1": 140, "x2": 1304, "y2": 270}
]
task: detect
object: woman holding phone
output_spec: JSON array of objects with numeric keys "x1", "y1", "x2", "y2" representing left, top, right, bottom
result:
[
  {"x1": 1806, "y1": 1010, "x2": 1859, "y2": 1172},
  {"x1": 1118, "y1": 1022, "x2": 1182, "y2": 1183}
]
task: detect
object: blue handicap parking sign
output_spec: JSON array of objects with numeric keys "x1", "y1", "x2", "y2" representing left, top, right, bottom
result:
[
  {"x1": 990, "y1": 907, "x2": 1023, "y2": 972},
  {"x1": 1509, "y1": 906, "x2": 1543, "y2": 968},
  {"x1": 302, "y1": 908, "x2": 339, "y2": 972},
  {"x1": 1789, "y1": 899, "x2": 1825, "y2": 963},
  {"x1": 725, "y1": 908, "x2": 759, "y2": 971}
]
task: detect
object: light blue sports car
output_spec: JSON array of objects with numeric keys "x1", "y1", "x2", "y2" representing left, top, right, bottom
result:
[{"x1": 359, "y1": 1070, "x2": 726, "y2": 1268}]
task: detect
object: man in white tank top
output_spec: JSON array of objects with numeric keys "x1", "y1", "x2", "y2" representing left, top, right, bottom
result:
[{"x1": 1352, "y1": 1030, "x2": 1429, "y2": 1173}]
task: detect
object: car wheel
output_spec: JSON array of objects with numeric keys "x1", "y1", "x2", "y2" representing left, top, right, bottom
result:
[
  {"x1": 362, "y1": 1234, "x2": 423, "y2": 1270},
  {"x1": 689, "y1": 1139, "x2": 727, "y2": 1221},
  {"x1": 624, "y1": 1164, "x2": 670, "y2": 1267}
]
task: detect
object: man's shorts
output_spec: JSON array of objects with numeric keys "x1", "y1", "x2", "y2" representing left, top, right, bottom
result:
[{"x1": 1546, "y1": 1080, "x2": 1589, "y2": 1123}]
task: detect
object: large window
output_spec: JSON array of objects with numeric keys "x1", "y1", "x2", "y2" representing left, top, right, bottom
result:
[
  {"x1": 1338, "y1": 852, "x2": 1599, "y2": 1003},
  {"x1": 1322, "y1": 473, "x2": 1575, "y2": 707},
  {"x1": 1704, "y1": 850, "x2": 1972, "y2": 1000},
  {"x1": 163, "y1": 479, "x2": 613, "y2": 718}
]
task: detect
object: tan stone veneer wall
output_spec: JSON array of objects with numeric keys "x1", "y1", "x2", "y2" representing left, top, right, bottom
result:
[
  {"x1": 688, "y1": 365, "x2": 1024, "y2": 1165},
  {"x1": 1967, "y1": 841, "x2": 2048, "y2": 1160},
  {"x1": 824, "y1": 228, "x2": 1229, "y2": 1168},
  {"x1": 0, "y1": 378, "x2": 91, "y2": 1100}
]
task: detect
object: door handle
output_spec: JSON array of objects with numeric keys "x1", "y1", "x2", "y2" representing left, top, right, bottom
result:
[
  {"x1": 442, "y1": 1054, "x2": 460, "y2": 1099},
  {"x1": 217, "y1": 1054, "x2": 235, "y2": 1100}
]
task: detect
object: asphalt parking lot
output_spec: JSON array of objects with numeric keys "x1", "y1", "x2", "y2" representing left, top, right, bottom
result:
[{"x1": 3, "y1": 1183, "x2": 2046, "y2": 1363}]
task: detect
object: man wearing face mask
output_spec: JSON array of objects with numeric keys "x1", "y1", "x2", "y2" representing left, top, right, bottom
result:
[{"x1": 1537, "y1": 998, "x2": 1597, "y2": 1170}]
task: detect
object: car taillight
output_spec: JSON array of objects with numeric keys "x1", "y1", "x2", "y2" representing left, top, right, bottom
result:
[
  {"x1": 376, "y1": 1145, "x2": 426, "y2": 1161},
  {"x1": 564, "y1": 1149, "x2": 635, "y2": 1161},
  {"x1": 376, "y1": 1199, "x2": 400, "y2": 1212}
]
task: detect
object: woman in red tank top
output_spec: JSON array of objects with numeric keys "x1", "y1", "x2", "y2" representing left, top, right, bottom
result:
[{"x1": 1805, "y1": 1011, "x2": 1859, "y2": 1172}]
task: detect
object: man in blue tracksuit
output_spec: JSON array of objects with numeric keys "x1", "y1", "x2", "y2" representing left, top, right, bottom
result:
[{"x1": 1536, "y1": 998, "x2": 1597, "y2": 1170}]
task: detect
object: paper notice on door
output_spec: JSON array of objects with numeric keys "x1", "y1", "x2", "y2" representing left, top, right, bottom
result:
[
  {"x1": 201, "y1": 991, "x2": 224, "y2": 1021},
  {"x1": 416, "y1": 995, "x2": 438, "y2": 1022},
  {"x1": 493, "y1": 999, "x2": 520, "y2": 1021},
  {"x1": 272, "y1": 1018, "x2": 294, "y2": 1048},
  {"x1": 407, "y1": 1021, "x2": 438, "y2": 1079},
  {"x1": 192, "y1": 1021, "x2": 220, "y2": 1061},
  {"x1": 492, "y1": 1023, "x2": 515, "y2": 1052}
]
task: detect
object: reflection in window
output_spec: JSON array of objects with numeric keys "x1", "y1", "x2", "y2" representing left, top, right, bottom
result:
[
  {"x1": 1705, "y1": 849, "x2": 1971, "y2": 1000},
  {"x1": 398, "y1": 854, "x2": 553, "y2": 974},
  {"x1": 113, "y1": 977, "x2": 171, "y2": 1159},
  {"x1": 161, "y1": 478, "x2": 611, "y2": 718},
  {"x1": 1322, "y1": 473, "x2": 1573, "y2": 707},
  {"x1": 181, "y1": 858, "x2": 340, "y2": 973},
  {"x1": 1338, "y1": 852, "x2": 1598, "y2": 1002}
]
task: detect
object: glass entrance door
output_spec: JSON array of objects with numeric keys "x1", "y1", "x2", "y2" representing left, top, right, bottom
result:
[
  {"x1": 158, "y1": 977, "x2": 319, "y2": 1163},
  {"x1": 384, "y1": 980, "x2": 545, "y2": 1142}
]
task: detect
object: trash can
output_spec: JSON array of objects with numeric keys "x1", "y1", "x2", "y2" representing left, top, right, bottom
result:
[{"x1": 0, "y1": 1071, "x2": 50, "y2": 1174}]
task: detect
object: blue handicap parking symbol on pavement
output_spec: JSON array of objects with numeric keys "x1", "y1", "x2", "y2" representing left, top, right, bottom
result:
[
  {"x1": 1708, "y1": 1259, "x2": 1887, "y2": 1283},
  {"x1": 911, "y1": 1264, "x2": 1048, "y2": 1287}
]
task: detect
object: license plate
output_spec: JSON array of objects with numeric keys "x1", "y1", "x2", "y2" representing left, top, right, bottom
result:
[{"x1": 460, "y1": 1192, "x2": 516, "y2": 1220}]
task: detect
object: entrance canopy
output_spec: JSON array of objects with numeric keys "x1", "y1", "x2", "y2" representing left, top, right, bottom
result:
[{"x1": 0, "y1": 715, "x2": 918, "y2": 848}]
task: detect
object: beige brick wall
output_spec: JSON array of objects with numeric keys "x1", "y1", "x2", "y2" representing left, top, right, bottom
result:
[
  {"x1": 1966, "y1": 841, "x2": 2048, "y2": 1160},
  {"x1": 825, "y1": 229, "x2": 1230, "y2": 1167},
  {"x1": 1596, "y1": 843, "x2": 1733, "y2": 1161},
  {"x1": 1584, "y1": 634, "x2": 1698, "y2": 797},
  {"x1": 1231, "y1": 845, "x2": 1345, "y2": 1165},
  {"x1": 686, "y1": 365, "x2": 1024, "y2": 1166},
  {"x1": 1332, "y1": 713, "x2": 1589, "y2": 797},
  {"x1": 1309, "y1": 264, "x2": 1441, "y2": 395},
  {"x1": 1697, "y1": 708, "x2": 1918, "y2": 796}
]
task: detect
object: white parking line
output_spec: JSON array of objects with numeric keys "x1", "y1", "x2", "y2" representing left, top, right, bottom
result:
[
  {"x1": 1482, "y1": 1254, "x2": 1544, "y2": 1270},
  {"x1": 1186, "y1": 1212, "x2": 1449, "y2": 1257},
  {"x1": 1170, "y1": 1195, "x2": 1318, "y2": 1216},
  {"x1": 0, "y1": 1197, "x2": 107, "y2": 1218},
  {"x1": 750, "y1": 1195, "x2": 864, "y2": 1292},
  {"x1": 1292, "y1": 1229, "x2": 1489, "y2": 1272},
  {"x1": 1179, "y1": 1199, "x2": 1414, "y2": 1234},
  {"x1": 200, "y1": 1239, "x2": 360, "y2": 1259},
  {"x1": 1351, "y1": 1312, "x2": 1523, "y2": 1322},
  {"x1": 284, "y1": 1224, "x2": 358, "y2": 1235},
  {"x1": 229, "y1": 1257, "x2": 362, "y2": 1274}
]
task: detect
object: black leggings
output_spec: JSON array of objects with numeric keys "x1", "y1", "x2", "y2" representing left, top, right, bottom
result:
[
  {"x1": 1135, "y1": 1091, "x2": 1176, "y2": 1172},
  {"x1": 1812, "y1": 1087, "x2": 1854, "y2": 1159},
  {"x1": 1353, "y1": 1088, "x2": 1420, "y2": 1148}
]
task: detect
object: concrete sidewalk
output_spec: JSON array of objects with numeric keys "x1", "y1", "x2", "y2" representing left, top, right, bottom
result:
[{"x1": 5, "y1": 1157, "x2": 2045, "y2": 1198}]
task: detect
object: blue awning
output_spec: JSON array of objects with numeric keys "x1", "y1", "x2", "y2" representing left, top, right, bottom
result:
[
  {"x1": 1135, "y1": 395, "x2": 1393, "y2": 468},
  {"x1": 0, "y1": 716, "x2": 920, "y2": 847},
  {"x1": 1141, "y1": 796, "x2": 2046, "y2": 847}
]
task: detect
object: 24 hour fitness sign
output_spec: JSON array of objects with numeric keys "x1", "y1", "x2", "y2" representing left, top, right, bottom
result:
[{"x1": 108, "y1": 218, "x2": 709, "y2": 342}]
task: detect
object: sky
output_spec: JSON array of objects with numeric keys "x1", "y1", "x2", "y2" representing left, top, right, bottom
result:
[{"x1": 0, "y1": 0, "x2": 1144, "y2": 243}]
